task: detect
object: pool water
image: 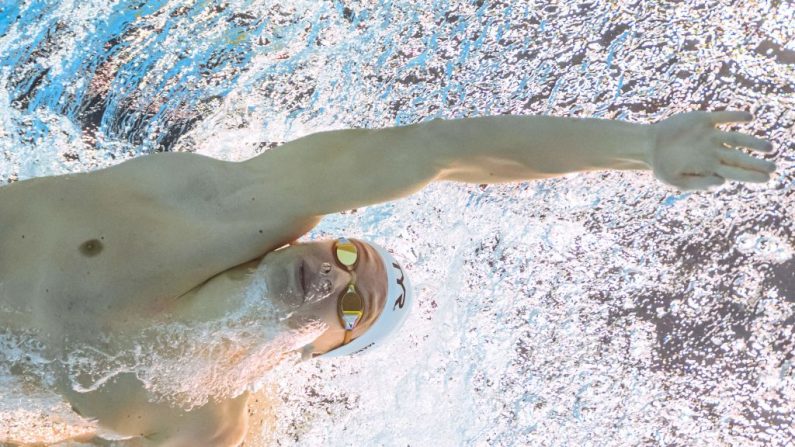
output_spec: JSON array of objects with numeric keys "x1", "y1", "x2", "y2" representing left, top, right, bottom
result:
[{"x1": 1, "y1": 0, "x2": 794, "y2": 445}]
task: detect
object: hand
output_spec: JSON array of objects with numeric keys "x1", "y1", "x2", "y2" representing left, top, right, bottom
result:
[{"x1": 648, "y1": 110, "x2": 776, "y2": 191}]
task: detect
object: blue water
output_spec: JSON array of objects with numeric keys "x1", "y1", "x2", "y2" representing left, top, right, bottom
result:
[{"x1": 1, "y1": 0, "x2": 794, "y2": 445}]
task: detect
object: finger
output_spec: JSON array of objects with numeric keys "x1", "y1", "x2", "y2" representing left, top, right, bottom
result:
[
  {"x1": 714, "y1": 130, "x2": 774, "y2": 153},
  {"x1": 708, "y1": 110, "x2": 754, "y2": 125},
  {"x1": 717, "y1": 147, "x2": 777, "y2": 173},
  {"x1": 678, "y1": 174, "x2": 725, "y2": 191},
  {"x1": 714, "y1": 165, "x2": 771, "y2": 183}
]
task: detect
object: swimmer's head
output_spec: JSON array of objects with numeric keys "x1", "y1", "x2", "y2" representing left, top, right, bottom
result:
[{"x1": 261, "y1": 237, "x2": 414, "y2": 359}]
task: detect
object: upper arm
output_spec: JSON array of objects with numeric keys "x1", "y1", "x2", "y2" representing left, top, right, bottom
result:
[
  {"x1": 93, "y1": 152, "x2": 238, "y2": 214},
  {"x1": 237, "y1": 122, "x2": 445, "y2": 217},
  {"x1": 94, "y1": 151, "x2": 321, "y2": 239}
]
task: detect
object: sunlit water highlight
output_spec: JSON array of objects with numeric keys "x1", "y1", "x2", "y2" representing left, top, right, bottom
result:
[{"x1": 1, "y1": 0, "x2": 794, "y2": 445}]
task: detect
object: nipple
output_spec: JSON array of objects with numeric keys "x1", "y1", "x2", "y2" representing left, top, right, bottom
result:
[{"x1": 78, "y1": 239, "x2": 104, "y2": 257}]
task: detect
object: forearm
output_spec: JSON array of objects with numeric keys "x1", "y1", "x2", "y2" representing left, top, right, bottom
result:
[{"x1": 428, "y1": 114, "x2": 653, "y2": 184}]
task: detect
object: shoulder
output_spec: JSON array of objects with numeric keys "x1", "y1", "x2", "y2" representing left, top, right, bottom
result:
[
  {"x1": 93, "y1": 152, "x2": 237, "y2": 208},
  {"x1": 0, "y1": 152, "x2": 235, "y2": 220},
  {"x1": 99, "y1": 152, "x2": 321, "y2": 226}
]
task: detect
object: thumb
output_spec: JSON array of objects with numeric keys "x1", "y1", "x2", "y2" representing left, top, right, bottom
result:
[{"x1": 677, "y1": 174, "x2": 725, "y2": 191}]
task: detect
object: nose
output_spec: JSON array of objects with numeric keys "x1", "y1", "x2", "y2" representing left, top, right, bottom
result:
[
  {"x1": 326, "y1": 261, "x2": 356, "y2": 290},
  {"x1": 306, "y1": 261, "x2": 354, "y2": 300}
]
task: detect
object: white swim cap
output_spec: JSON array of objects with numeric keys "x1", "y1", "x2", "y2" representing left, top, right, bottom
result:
[{"x1": 320, "y1": 240, "x2": 414, "y2": 357}]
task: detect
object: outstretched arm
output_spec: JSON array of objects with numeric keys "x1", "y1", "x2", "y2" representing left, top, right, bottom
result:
[{"x1": 240, "y1": 111, "x2": 775, "y2": 217}]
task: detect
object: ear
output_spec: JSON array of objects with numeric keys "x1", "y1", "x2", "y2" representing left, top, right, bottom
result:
[{"x1": 298, "y1": 343, "x2": 318, "y2": 361}]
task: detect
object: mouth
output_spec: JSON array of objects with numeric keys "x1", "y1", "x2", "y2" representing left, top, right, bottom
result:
[{"x1": 298, "y1": 261, "x2": 306, "y2": 299}]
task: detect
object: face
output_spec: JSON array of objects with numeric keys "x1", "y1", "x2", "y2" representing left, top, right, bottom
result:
[{"x1": 260, "y1": 238, "x2": 388, "y2": 357}]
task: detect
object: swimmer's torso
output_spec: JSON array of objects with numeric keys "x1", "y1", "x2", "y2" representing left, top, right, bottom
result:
[
  {"x1": 0, "y1": 152, "x2": 319, "y2": 349},
  {"x1": 0, "y1": 153, "x2": 320, "y2": 441}
]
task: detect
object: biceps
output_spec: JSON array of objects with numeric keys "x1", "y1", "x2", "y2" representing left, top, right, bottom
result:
[
  {"x1": 92, "y1": 152, "x2": 237, "y2": 212},
  {"x1": 239, "y1": 123, "x2": 444, "y2": 217}
]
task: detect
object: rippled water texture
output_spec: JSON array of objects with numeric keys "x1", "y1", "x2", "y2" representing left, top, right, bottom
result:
[{"x1": 1, "y1": 0, "x2": 794, "y2": 445}]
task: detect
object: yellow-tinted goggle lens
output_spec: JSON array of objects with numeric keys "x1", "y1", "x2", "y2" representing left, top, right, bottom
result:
[
  {"x1": 340, "y1": 287, "x2": 364, "y2": 310},
  {"x1": 339, "y1": 287, "x2": 364, "y2": 330},
  {"x1": 335, "y1": 238, "x2": 358, "y2": 268}
]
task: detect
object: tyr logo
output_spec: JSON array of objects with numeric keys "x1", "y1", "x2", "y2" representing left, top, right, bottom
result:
[{"x1": 392, "y1": 262, "x2": 406, "y2": 310}]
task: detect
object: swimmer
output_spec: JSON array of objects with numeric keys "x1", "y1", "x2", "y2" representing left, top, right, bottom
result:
[{"x1": 0, "y1": 110, "x2": 776, "y2": 446}]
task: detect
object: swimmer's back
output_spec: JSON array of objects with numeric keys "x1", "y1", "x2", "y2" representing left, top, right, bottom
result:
[{"x1": 0, "y1": 152, "x2": 318, "y2": 345}]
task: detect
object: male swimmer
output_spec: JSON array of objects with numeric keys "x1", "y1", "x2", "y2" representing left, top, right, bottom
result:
[{"x1": 0, "y1": 111, "x2": 776, "y2": 445}]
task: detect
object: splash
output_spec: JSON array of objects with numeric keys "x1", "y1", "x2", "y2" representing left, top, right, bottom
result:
[
  {"x1": 58, "y1": 262, "x2": 328, "y2": 411},
  {"x1": 0, "y1": 261, "x2": 327, "y2": 444}
]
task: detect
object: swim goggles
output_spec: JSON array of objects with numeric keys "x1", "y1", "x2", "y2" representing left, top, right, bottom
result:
[{"x1": 334, "y1": 237, "x2": 366, "y2": 346}]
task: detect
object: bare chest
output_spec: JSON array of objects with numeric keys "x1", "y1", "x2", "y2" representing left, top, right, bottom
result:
[{"x1": 0, "y1": 174, "x2": 310, "y2": 344}]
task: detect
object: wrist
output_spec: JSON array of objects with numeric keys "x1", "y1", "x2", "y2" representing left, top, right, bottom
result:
[
  {"x1": 548, "y1": 116, "x2": 654, "y2": 172},
  {"x1": 602, "y1": 121, "x2": 656, "y2": 170}
]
